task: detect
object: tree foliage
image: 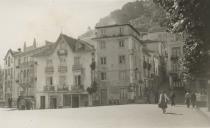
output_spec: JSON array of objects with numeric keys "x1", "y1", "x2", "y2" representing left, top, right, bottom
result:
[
  {"x1": 97, "y1": 0, "x2": 167, "y2": 32},
  {"x1": 153, "y1": 0, "x2": 210, "y2": 78}
]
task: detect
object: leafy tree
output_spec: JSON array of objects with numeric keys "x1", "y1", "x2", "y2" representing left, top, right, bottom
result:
[{"x1": 153, "y1": 0, "x2": 210, "y2": 79}]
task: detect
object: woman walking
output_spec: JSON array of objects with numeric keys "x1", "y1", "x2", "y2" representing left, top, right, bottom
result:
[{"x1": 158, "y1": 91, "x2": 169, "y2": 114}]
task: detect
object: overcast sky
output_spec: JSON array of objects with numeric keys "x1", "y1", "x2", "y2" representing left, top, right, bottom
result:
[{"x1": 0, "y1": 0, "x2": 134, "y2": 65}]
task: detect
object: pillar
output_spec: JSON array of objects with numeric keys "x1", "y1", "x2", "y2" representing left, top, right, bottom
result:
[{"x1": 208, "y1": 80, "x2": 210, "y2": 111}]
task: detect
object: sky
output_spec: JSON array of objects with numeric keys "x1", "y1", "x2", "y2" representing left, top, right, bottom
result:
[{"x1": 0, "y1": 0, "x2": 134, "y2": 65}]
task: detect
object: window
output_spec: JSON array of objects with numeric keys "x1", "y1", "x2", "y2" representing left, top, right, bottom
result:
[
  {"x1": 46, "y1": 76, "x2": 53, "y2": 86},
  {"x1": 101, "y1": 72, "x2": 107, "y2": 80},
  {"x1": 74, "y1": 75, "x2": 81, "y2": 85},
  {"x1": 100, "y1": 57, "x2": 107, "y2": 65},
  {"x1": 119, "y1": 71, "x2": 127, "y2": 80},
  {"x1": 74, "y1": 56, "x2": 80, "y2": 65},
  {"x1": 119, "y1": 27, "x2": 124, "y2": 34},
  {"x1": 119, "y1": 40, "x2": 125, "y2": 47},
  {"x1": 59, "y1": 75, "x2": 66, "y2": 86},
  {"x1": 59, "y1": 57, "x2": 66, "y2": 65},
  {"x1": 172, "y1": 47, "x2": 181, "y2": 57},
  {"x1": 18, "y1": 58, "x2": 21, "y2": 65},
  {"x1": 119, "y1": 55, "x2": 126, "y2": 64},
  {"x1": 99, "y1": 41, "x2": 106, "y2": 49},
  {"x1": 101, "y1": 29, "x2": 106, "y2": 35},
  {"x1": 120, "y1": 88, "x2": 127, "y2": 99}
]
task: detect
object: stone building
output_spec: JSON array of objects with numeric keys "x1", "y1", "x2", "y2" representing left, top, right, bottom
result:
[{"x1": 94, "y1": 24, "x2": 144, "y2": 105}]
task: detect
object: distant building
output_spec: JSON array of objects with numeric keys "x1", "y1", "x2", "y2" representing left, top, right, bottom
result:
[
  {"x1": 3, "y1": 49, "x2": 19, "y2": 105},
  {"x1": 94, "y1": 24, "x2": 144, "y2": 105}
]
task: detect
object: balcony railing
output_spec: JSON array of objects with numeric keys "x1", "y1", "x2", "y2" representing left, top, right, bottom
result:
[
  {"x1": 58, "y1": 66, "x2": 68, "y2": 73},
  {"x1": 45, "y1": 67, "x2": 54, "y2": 74},
  {"x1": 57, "y1": 86, "x2": 69, "y2": 91},
  {"x1": 71, "y1": 85, "x2": 84, "y2": 91},
  {"x1": 44, "y1": 85, "x2": 55, "y2": 91},
  {"x1": 72, "y1": 64, "x2": 83, "y2": 71}
]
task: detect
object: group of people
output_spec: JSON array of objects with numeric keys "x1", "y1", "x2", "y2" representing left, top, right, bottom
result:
[
  {"x1": 158, "y1": 90, "x2": 197, "y2": 114},
  {"x1": 185, "y1": 91, "x2": 197, "y2": 108}
]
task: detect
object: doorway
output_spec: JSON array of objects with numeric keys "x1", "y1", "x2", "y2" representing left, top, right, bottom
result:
[
  {"x1": 40, "y1": 96, "x2": 45, "y2": 109},
  {"x1": 72, "y1": 94, "x2": 79, "y2": 108}
]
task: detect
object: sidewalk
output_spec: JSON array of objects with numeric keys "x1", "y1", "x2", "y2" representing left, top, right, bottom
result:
[{"x1": 197, "y1": 107, "x2": 210, "y2": 120}]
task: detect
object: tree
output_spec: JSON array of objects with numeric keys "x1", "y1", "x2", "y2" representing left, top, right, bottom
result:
[{"x1": 153, "y1": 0, "x2": 210, "y2": 79}]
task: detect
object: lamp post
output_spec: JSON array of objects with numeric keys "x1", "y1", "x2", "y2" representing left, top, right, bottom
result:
[{"x1": 207, "y1": 50, "x2": 210, "y2": 111}]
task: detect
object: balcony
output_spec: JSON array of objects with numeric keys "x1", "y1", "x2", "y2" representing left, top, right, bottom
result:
[
  {"x1": 57, "y1": 86, "x2": 69, "y2": 91},
  {"x1": 45, "y1": 67, "x2": 54, "y2": 74},
  {"x1": 19, "y1": 61, "x2": 37, "y2": 68},
  {"x1": 72, "y1": 64, "x2": 83, "y2": 71},
  {"x1": 170, "y1": 56, "x2": 179, "y2": 61},
  {"x1": 58, "y1": 66, "x2": 68, "y2": 73},
  {"x1": 71, "y1": 85, "x2": 84, "y2": 92},
  {"x1": 44, "y1": 85, "x2": 55, "y2": 91}
]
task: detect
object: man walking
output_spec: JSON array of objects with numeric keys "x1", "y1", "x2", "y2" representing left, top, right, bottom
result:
[
  {"x1": 185, "y1": 91, "x2": 191, "y2": 108},
  {"x1": 191, "y1": 91, "x2": 197, "y2": 108}
]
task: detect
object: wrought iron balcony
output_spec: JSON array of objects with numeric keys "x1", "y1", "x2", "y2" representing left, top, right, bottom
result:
[
  {"x1": 71, "y1": 85, "x2": 84, "y2": 92},
  {"x1": 45, "y1": 66, "x2": 54, "y2": 74},
  {"x1": 58, "y1": 66, "x2": 68, "y2": 73},
  {"x1": 44, "y1": 85, "x2": 55, "y2": 91},
  {"x1": 57, "y1": 86, "x2": 69, "y2": 91}
]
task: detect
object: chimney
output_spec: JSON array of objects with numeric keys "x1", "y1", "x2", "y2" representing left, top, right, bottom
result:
[{"x1": 18, "y1": 48, "x2": 21, "y2": 52}]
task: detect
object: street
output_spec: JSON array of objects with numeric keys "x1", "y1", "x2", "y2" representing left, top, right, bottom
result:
[{"x1": 0, "y1": 104, "x2": 209, "y2": 128}]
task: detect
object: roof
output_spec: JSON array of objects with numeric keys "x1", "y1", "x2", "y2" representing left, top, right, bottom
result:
[
  {"x1": 4, "y1": 49, "x2": 19, "y2": 60},
  {"x1": 95, "y1": 23, "x2": 140, "y2": 36},
  {"x1": 33, "y1": 33, "x2": 94, "y2": 57}
]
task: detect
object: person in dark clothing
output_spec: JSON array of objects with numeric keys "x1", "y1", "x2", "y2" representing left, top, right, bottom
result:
[
  {"x1": 191, "y1": 92, "x2": 197, "y2": 108},
  {"x1": 185, "y1": 91, "x2": 191, "y2": 108},
  {"x1": 170, "y1": 91, "x2": 176, "y2": 106},
  {"x1": 8, "y1": 98, "x2": 12, "y2": 108}
]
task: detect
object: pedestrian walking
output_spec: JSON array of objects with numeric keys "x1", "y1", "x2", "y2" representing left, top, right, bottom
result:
[
  {"x1": 191, "y1": 91, "x2": 197, "y2": 108},
  {"x1": 185, "y1": 91, "x2": 191, "y2": 108},
  {"x1": 8, "y1": 97, "x2": 12, "y2": 108},
  {"x1": 158, "y1": 91, "x2": 169, "y2": 114},
  {"x1": 170, "y1": 91, "x2": 176, "y2": 106}
]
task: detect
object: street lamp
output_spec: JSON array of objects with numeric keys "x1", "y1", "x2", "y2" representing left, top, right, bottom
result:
[{"x1": 207, "y1": 50, "x2": 210, "y2": 111}]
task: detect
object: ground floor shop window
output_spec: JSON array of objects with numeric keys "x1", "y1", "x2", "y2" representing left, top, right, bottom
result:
[{"x1": 63, "y1": 94, "x2": 71, "y2": 107}]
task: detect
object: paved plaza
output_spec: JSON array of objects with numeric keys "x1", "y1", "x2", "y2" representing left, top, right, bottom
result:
[{"x1": 0, "y1": 104, "x2": 210, "y2": 128}]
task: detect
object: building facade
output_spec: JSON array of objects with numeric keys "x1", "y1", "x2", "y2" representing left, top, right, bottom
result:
[
  {"x1": 3, "y1": 34, "x2": 94, "y2": 109},
  {"x1": 94, "y1": 24, "x2": 144, "y2": 105}
]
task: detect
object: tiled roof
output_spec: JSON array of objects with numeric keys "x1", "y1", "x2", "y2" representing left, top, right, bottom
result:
[{"x1": 33, "y1": 34, "x2": 94, "y2": 57}]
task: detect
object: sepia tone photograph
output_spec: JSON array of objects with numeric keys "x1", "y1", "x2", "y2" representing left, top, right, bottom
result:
[{"x1": 0, "y1": 0, "x2": 210, "y2": 128}]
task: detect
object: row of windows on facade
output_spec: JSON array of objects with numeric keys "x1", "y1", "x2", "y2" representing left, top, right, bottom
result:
[
  {"x1": 99, "y1": 40, "x2": 125, "y2": 49},
  {"x1": 46, "y1": 75, "x2": 82, "y2": 86},
  {"x1": 4, "y1": 68, "x2": 13, "y2": 79},
  {"x1": 100, "y1": 71, "x2": 139, "y2": 81},
  {"x1": 100, "y1": 27, "x2": 124, "y2": 36},
  {"x1": 100, "y1": 55, "x2": 126, "y2": 65},
  {"x1": 46, "y1": 56, "x2": 81, "y2": 67}
]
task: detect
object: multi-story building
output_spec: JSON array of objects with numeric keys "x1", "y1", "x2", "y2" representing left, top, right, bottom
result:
[
  {"x1": 3, "y1": 33, "x2": 94, "y2": 109},
  {"x1": 94, "y1": 24, "x2": 144, "y2": 105},
  {"x1": 3, "y1": 49, "x2": 19, "y2": 105},
  {"x1": 32, "y1": 34, "x2": 94, "y2": 109},
  {"x1": 167, "y1": 41, "x2": 184, "y2": 88}
]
